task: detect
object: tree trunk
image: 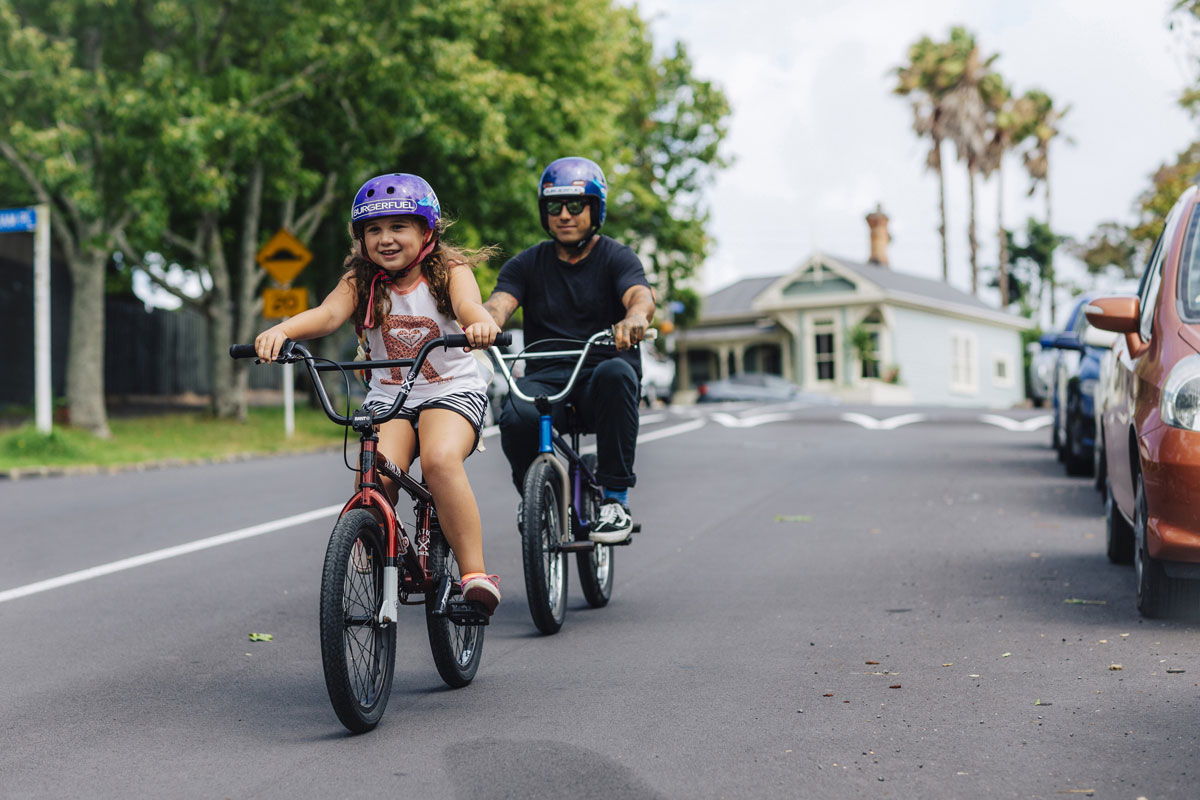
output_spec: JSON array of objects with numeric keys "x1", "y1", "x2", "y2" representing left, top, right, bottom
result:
[
  {"x1": 65, "y1": 247, "x2": 111, "y2": 437},
  {"x1": 935, "y1": 138, "x2": 949, "y2": 283},
  {"x1": 1046, "y1": 177, "x2": 1056, "y2": 324},
  {"x1": 205, "y1": 223, "x2": 238, "y2": 418},
  {"x1": 967, "y1": 163, "x2": 978, "y2": 296},
  {"x1": 997, "y1": 164, "x2": 1009, "y2": 309},
  {"x1": 233, "y1": 162, "x2": 266, "y2": 422}
]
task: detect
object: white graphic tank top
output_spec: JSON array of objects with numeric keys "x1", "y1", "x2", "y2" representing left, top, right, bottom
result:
[{"x1": 362, "y1": 276, "x2": 488, "y2": 408}]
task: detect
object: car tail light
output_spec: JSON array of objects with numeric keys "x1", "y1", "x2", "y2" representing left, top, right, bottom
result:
[{"x1": 698, "y1": 383, "x2": 708, "y2": 396}]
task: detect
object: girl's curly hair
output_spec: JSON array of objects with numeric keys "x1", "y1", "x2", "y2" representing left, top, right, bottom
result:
[{"x1": 345, "y1": 216, "x2": 498, "y2": 328}]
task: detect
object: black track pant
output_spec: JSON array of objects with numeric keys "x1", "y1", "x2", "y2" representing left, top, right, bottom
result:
[{"x1": 498, "y1": 358, "x2": 639, "y2": 494}]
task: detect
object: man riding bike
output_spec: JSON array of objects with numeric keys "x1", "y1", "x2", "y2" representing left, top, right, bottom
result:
[{"x1": 483, "y1": 156, "x2": 655, "y2": 544}]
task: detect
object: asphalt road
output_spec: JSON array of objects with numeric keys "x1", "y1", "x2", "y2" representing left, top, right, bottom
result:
[{"x1": 1, "y1": 403, "x2": 1196, "y2": 799}]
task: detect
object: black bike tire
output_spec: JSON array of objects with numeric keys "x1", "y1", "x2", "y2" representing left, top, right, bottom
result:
[
  {"x1": 425, "y1": 518, "x2": 484, "y2": 688},
  {"x1": 319, "y1": 509, "x2": 396, "y2": 733},
  {"x1": 575, "y1": 453, "x2": 614, "y2": 608},
  {"x1": 522, "y1": 460, "x2": 568, "y2": 634}
]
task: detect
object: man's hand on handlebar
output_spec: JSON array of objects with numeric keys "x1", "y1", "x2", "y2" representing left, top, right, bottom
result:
[{"x1": 612, "y1": 313, "x2": 650, "y2": 351}]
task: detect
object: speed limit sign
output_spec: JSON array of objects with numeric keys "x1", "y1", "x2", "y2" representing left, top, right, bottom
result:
[{"x1": 262, "y1": 288, "x2": 308, "y2": 319}]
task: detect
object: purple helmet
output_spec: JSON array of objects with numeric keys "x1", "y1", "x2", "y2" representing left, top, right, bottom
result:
[
  {"x1": 538, "y1": 156, "x2": 607, "y2": 235},
  {"x1": 350, "y1": 173, "x2": 440, "y2": 234}
]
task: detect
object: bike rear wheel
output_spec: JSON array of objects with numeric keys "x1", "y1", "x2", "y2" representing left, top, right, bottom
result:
[
  {"x1": 522, "y1": 460, "x2": 568, "y2": 634},
  {"x1": 319, "y1": 509, "x2": 396, "y2": 733},
  {"x1": 575, "y1": 453, "x2": 614, "y2": 608},
  {"x1": 426, "y1": 519, "x2": 484, "y2": 687}
]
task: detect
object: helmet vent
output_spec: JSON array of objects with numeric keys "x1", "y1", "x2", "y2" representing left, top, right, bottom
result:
[
  {"x1": 366, "y1": 189, "x2": 375, "y2": 197},
  {"x1": 386, "y1": 186, "x2": 395, "y2": 194}
]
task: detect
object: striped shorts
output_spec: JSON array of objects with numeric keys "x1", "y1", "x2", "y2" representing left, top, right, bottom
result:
[{"x1": 365, "y1": 390, "x2": 489, "y2": 453}]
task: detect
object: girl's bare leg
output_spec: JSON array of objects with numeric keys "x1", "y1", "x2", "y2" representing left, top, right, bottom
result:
[
  {"x1": 375, "y1": 419, "x2": 418, "y2": 505},
  {"x1": 414, "y1": 408, "x2": 485, "y2": 576}
]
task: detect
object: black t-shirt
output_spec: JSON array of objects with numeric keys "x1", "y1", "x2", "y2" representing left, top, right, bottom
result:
[{"x1": 494, "y1": 235, "x2": 650, "y2": 375}]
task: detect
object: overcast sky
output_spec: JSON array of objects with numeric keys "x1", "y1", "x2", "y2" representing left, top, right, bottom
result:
[{"x1": 634, "y1": 0, "x2": 1198, "y2": 325}]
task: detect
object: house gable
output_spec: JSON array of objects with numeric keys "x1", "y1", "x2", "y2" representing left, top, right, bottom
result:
[{"x1": 780, "y1": 262, "x2": 857, "y2": 296}]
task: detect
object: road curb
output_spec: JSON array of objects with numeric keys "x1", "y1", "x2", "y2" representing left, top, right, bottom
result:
[{"x1": 0, "y1": 445, "x2": 343, "y2": 481}]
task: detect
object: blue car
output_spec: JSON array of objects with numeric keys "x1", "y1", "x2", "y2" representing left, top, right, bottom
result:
[{"x1": 1048, "y1": 294, "x2": 1118, "y2": 476}]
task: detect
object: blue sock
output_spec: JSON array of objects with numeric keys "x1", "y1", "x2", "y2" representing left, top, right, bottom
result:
[{"x1": 603, "y1": 488, "x2": 629, "y2": 506}]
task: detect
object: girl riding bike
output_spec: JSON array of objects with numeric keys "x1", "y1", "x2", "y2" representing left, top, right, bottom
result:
[{"x1": 253, "y1": 172, "x2": 504, "y2": 613}]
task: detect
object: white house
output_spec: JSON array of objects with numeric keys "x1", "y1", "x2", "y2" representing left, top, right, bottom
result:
[{"x1": 675, "y1": 208, "x2": 1032, "y2": 408}]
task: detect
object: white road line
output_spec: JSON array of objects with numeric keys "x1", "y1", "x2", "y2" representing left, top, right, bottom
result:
[
  {"x1": 979, "y1": 413, "x2": 1053, "y2": 432},
  {"x1": 1, "y1": 417, "x2": 711, "y2": 605},
  {"x1": 0, "y1": 504, "x2": 343, "y2": 605}
]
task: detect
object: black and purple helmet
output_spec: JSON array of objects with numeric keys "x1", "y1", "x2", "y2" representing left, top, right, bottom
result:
[
  {"x1": 350, "y1": 173, "x2": 440, "y2": 234},
  {"x1": 538, "y1": 156, "x2": 607, "y2": 235}
]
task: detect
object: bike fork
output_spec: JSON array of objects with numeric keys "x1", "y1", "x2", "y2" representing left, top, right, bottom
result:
[{"x1": 379, "y1": 563, "x2": 400, "y2": 623}]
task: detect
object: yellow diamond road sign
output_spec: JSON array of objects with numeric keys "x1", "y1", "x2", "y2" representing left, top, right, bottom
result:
[{"x1": 256, "y1": 228, "x2": 312, "y2": 285}]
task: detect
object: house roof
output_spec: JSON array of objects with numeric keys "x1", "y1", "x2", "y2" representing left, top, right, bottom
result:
[{"x1": 699, "y1": 252, "x2": 1028, "y2": 330}]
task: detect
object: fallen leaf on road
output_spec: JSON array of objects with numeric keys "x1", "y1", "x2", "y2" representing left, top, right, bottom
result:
[
  {"x1": 1167, "y1": 668, "x2": 1186, "y2": 674},
  {"x1": 865, "y1": 660, "x2": 880, "y2": 665},
  {"x1": 248, "y1": 632, "x2": 274, "y2": 642},
  {"x1": 1109, "y1": 664, "x2": 1123, "y2": 671},
  {"x1": 942, "y1": 663, "x2": 953, "y2": 667},
  {"x1": 1054, "y1": 791, "x2": 1095, "y2": 796},
  {"x1": 1064, "y1": 598, "x2": 1106, "y2": 605},
  {"x1": 775, "y1": 514, "x2": 813, "y2": 523},
  {"x1": 1002, "y1": 652, "x2": 1012, "y2": 658},
  {"x1": 1030, "y1": 552, "x2": 1041, "y2": 558},
  {"x1": 969, "y1": 674, "x2": 981, "y2": 678},
  {"x1": 1034, "y1": 699, "x2": 1052, "y2": 706},
  {"x1": 823, "y1": 692, "x2": 834, "y2": 697},
  {"x1": 889, "y1": 684, "x2": 901, "y2": 689}
]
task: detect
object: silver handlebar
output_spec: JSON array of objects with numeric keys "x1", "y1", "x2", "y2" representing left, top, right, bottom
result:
[{"x1": 489, "y1": 328, "x2": 657, "y2": 405}]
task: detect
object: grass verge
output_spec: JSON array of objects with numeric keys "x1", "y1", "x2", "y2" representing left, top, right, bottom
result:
[{"x1": 0, "y1": 407, "x2": 347, "y2": 471}]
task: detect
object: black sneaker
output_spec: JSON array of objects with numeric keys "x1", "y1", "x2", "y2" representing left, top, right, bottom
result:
[{"x1": 590, "y1": 499, "x2": 632, "y2": 543}]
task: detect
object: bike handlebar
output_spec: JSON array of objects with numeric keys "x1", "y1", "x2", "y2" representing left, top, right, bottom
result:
[
  {"x1": 489, "y1": 328, "x2": 656, "y2": 406},
  {"x1": 229, "y1": 332, "x2": 512, "y2": 428}
]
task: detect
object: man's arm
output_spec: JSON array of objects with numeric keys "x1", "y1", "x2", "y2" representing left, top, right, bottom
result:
[
  {"x1": 483, "y1": 291, "x2": 519, "y2": 329},
  {"x1": 612, "y1": 285, "x2": 656, "y2": 350}
]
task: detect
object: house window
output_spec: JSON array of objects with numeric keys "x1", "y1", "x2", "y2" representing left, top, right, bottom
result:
[
  {"x1": 993, "y1": 353, "x2": 1014, "y2": 388},
  {"x1": 949, "y1": 330, "x2": 978, "y2": 394},
  {"x1": 814, "y1": 320, "x2": 836, "y2": 382},
  {"x1": 857, "y1": 311, "x2": 883, "y2": 379}
]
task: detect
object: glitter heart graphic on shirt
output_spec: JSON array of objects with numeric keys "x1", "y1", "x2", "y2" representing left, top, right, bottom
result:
[{"x1": 390, "y1": 326, "x2": 429, "y2": 348}]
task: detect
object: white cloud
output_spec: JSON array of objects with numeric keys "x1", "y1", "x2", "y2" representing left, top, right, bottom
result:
[{"x1": 634, "y1": 0, "x2": 1196, "y2": 324}]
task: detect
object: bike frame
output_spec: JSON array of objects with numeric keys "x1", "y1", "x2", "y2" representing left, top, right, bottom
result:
[
  {"x1": 489, "y1": 329, "x2": 628, "y2": 541},
  {"x1": 261, "y1": 337, "x2": 467, "y2": 624}
]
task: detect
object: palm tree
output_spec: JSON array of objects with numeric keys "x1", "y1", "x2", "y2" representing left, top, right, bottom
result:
[
  {"x1": 980, "y1": 86, "x2": 1036, "y2": 307},
  {"x1": 895, "y1": 35, "x2": 954, "y2": 282},
  {"x1": 1019, "y1": 88, "x2": 1071, "y2": 321},
  {"x1": 938, "y1": 28, "x2": 1002, "y2": 295}
]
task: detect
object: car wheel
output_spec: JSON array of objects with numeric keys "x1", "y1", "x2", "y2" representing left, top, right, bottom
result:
[
  {"x1": 1093, "y1": 427, "x2": 1106, "y2": 493},
  {"x1": 1051, "y1": 416, "x2": 1062, "y2": 456},
  {"x1": 1134, "y1": 473, "x2": 1178, "y2": 618},
  {"x1": 1063, "y1": 397, "x2": 1092, "y2": 477},
  {"x1": 1104, "y1": 476, "x2": 1134, "y2": 565}
]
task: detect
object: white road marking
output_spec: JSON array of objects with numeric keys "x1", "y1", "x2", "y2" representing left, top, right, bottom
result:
[
  {"x1": 979, "y1": 414, "x2": 1053, "y2": 432},
  {"x1": 0, "y1": 504, "x2": 343, "y2": 605},
  {"x1": 0, "y1": 417, "x2": 710, "y2": 604},
  {"x1": 840, "y1": 412, "x2": 927, "y2": 430},
  {"x1": 710, "y1": 412, "x2": 797, "y2": 428}
]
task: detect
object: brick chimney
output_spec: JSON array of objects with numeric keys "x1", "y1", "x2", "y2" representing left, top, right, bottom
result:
[{"x1": 866, "y1": 204, "x2": 890, "y2": 267}]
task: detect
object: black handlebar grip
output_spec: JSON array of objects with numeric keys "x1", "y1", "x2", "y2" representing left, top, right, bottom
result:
[
  {"x1": 230, "y1": 344, "x2": 258, "y2": 360},
  {"x1": 442, "y1": 332, "x2": 513, "y2": 349}
]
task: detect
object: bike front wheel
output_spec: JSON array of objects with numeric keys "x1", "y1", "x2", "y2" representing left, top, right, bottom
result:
[
  {"x1": 426, "y1": 519, "x2": 485, "y2": 687},
  {"x1": 522, "y1": 460, "x2": 568, "y2": 634},
  {"x1": 319, "y1": 509, "x2": 396, "y2": 733},
  {"x1": 575, "y1": 453, "x2": 614, "y2": 608}
]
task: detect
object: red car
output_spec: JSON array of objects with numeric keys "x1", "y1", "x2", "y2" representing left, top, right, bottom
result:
[{"x1": 1088, "y1": 183, "x2": 1200, "y2": 617}]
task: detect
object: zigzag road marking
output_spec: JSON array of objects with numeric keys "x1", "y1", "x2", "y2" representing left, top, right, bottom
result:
[
  {"x1": 979, "y1": 414, "x2": 1053, "y2": 432},
  {"x1": 840, "y1": 412, "x2": 928, "y2": 430},
  {"x1": 710, "y1": 411, "x2": 797, "y2": 428}
]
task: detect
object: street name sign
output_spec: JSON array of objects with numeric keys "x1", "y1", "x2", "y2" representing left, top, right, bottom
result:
[
  {"x1": 256, "y1": 228, "x2": 312, "y2": 285},
  {"x1": 0, "y1": 206, "x2": 37, "y2": 233}
]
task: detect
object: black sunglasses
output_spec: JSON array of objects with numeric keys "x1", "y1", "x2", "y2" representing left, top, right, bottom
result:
[{"x1": 545, "y1": 199, "x2": 588, "y2": 216}]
